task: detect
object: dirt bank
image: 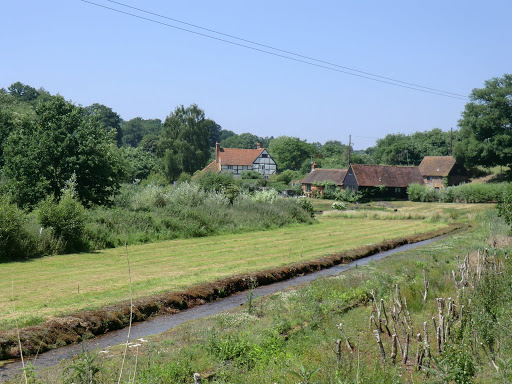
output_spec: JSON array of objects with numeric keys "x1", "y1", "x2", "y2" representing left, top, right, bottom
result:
[{"x1": 0, "y1": 223, "x2": 463, "y2": 360}]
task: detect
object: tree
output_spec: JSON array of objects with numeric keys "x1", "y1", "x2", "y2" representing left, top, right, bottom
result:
[
  {"x1": 2, "y1": 96, "x2": 125, "y2": 206},
  {"x1": 221, "y1": 132, "x2": 262, "y2": 149},
  {"x1": 455, "y1": 74, "x2": 512, "y2": 169},
  {"x1": 85, "y1": 103, "x2": 123, "y2": 146},
  {"x1": 158, "y1": 104, "x2": 211, "y2": 181},
  {"x1": 206, "y1": 119, "x2": 223, "y2": 147},
  {"x1": 7, "y1": 82, "x2": 39, "y2": 102},
  {"x1": 268, "y1": 136, "x2": 314, "y2": 171},
  {"x1": 121, "y1": 117, "x2": 162, "y2": 147}
]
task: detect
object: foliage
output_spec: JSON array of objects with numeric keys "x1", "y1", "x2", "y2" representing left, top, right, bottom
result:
[
  {"x1": 194, "y1": 171, "x2": 235, "y2": 193},
  {"x1": 158, "y1": 104, "x2": 211, "y2": 181},
  {"x1": 121, "y1": 146, "x2": 160, "y2": 182},
  {"x1": 371, "y1": 129, "x2": 455, "y2": 166},
  {"x1": 268, "y1": 136, "x2": 315, "y2": 171},
  {"x1": 62, "y1": 348, "x2": 101, "y2": 384},
  {"x1": 336, "y1": 188, "x2": 362, "y2": 203},
  {"x1": 407, "y1": 182, "x2": 509, "y2": 203},
  {"x1": 120, "y1": 117, "x2": 162, "y2": 148},
  {"x1": 221, "y1": 132, "x2": 266, "y2": 149},
  {"x1": 84, "y1": 103, "x2": 122, "y2": 146},
  {"x1": 455, "y1": 73, "x2": 512, "y2": 169},
  {"x1": 497, "y1": 184, "x2": 512, "y2": 232},
  {"x1": 37, "y1": 177, "x2": 87, "y2": 253},
  {"x1": 297, "y1": 198, "x2": 314, "y2": 217},
  {"x1": 0, "y1": 196, "x2": 35, "y2": 261},
  {"x1": 331, "y1": 201, "x2": 347, "y2": 210},
  {"x1": 2, "y1": 96, "x2": 125, "y2": 207}
]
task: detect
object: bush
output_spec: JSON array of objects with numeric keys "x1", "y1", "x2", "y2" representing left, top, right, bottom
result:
[
  {"x1": 37, "y1": 190, "x2": 87, "y2": 253},
  {"x1": 0, "y1": 197, "x2": 36, "y2": 261},
  {"x1": 408, "y1": 182, "x2": 509, "y2": 203},
  {"x1": 332, "y1": 201, "x2": 347, "y2": 210},
  {"x1": 336, "y1": 188, "x2": 362, "y2": 203}
]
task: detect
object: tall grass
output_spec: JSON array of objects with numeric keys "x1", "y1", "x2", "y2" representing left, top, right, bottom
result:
[
  {"x1": 2, "y1": 183, "x2": 313, "y2": 260},
  {"x1": 408, "y1": 182, "x2": 510, "y2": 203}
]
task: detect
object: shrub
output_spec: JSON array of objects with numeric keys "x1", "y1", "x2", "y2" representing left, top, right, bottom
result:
[
  {"x1": 252, "y1": 189, "x2": 279, "y2": 204},
  {"x1": 0, "y1": 197, "x2": 36, "y2": 261},
  {"x1": 331, "y1": 201, "x2": 347, "y2": 210},
  {"x1": 336, "y1": 188, "x2": 362, "y2": 203},
  {"x1": 37, "y1": 190, "x2": 87, "y2": 253},
  {"x1": 297, "y1": 199, "x2": 314, "y2": 217}
]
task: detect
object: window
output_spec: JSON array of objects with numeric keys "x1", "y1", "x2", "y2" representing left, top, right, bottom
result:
[
  {"x1": 427, "y1": 176, "x2": 433, "y2": 181},
  {"x1": 261, "y1": 154, "x2": 268, "y2": 158},
  {"x1": 306, "y1": 184, "x2": 311, "y2": 192},
  {"x1": 259, "y1": 164, "x2": 265, "y2": 170},
  {"x1": 227, "y1": 165, "x2": 233, "y2": 170},
  {"x1": 395, "y1": 187, "x2": 401, "y2": 193}
]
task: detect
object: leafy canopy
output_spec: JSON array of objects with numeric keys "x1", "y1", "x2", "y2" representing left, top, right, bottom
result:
[{"x1": 455, "y1": 73, "x2": 512, "y2": 169}]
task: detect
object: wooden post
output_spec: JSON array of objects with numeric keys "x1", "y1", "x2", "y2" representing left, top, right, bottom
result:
[
  {"x1": 335, "y1": 339, "x2": 342, "y2": 366},
  {"x1": 380, "y1": 299, "x2": 392, "y2": 336},
  {"x1": 415, "y1": 332, "x2": 424, "y2": 370},
  {"x1": 338, "y1": 323, "x2": 354, "y2": 352},
  {"x1": 402, "y1": 333, "x2": 410, "y2": 365},
  {"x1": 390, "y1": 334, "x2": 398, "y2": 364},
  {"x1": 423, "y1": 270, "x2": 429, "y2": 304},
  {"x1": 423, "y1": 322, "x2": 431, "y2": 367},
  {"x1": 373, "y1": 330, "x2": 386, "y2": 362}
]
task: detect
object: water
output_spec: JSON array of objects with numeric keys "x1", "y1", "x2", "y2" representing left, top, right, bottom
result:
[{"x1": 0, "y1": 234, "x2": 448, "y2": 380}]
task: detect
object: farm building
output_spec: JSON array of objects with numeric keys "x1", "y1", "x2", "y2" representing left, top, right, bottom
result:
[
  {"x1": 343, "y1": 164, "x2": 424, "y2": 198},
  {"x1": 202, "y1": 142, "x2": 277, "y2": 178},
  {"x1": 301, "y1": 164, "x2": 348, "y2": 197},
  {"x1": 418, "y1": 156, "x2": 468, "y2": 190}
]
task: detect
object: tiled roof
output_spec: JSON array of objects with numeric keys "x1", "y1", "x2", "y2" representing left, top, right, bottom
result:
[
  {"x1": 219, "y1": 148, "x2": 265, "y2": 166},
  {"x1": 350, "y1": 164, "x2": 424, "y2": 187},
  {"x1": 418, "y1": 156, "x2": 456, "y2": 177},
  {"x1": 302, "y1": 168, "x2": 348, "y2": 185},
  {"x1": 203, "y1": 160, "x2": 220, "y2": 172}
]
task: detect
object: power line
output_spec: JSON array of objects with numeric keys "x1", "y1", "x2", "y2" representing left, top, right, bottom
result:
[
  {"x1": 79, "y1": 0, "x2": 469, "y2": 101},
  {"x1": 104, "y1": 0, "x2": 467, "y2": 99}
]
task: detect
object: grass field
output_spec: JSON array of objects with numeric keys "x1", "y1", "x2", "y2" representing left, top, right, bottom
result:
[
  {"x1": 0, "y1": 210, "x2": 452, "y2": 331},
  {"x1": 10, "y1": 204, "x2": 507, "y2": 383}
]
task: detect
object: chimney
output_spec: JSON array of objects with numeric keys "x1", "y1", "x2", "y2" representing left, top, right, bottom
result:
[
  {"x1": 256, "y1": 142, "x2": 263, "y2": 149},
  {"x1": 311, "y1": 161, "x2": 318, "y2": 171},
  {"x1": 215, "y1": 142, "x2": 220, "y2": 164}
]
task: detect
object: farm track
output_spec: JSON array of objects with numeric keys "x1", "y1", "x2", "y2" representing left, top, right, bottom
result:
[{"x1": 0, "y1": 223, "x2": 463, "y2": 361}]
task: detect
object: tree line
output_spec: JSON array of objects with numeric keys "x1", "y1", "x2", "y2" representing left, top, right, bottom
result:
[{"x1": 1, "y1": 74, "x2": 510, "y2": 208}]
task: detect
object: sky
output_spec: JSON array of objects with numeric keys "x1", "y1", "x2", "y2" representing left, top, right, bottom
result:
[{"x1": 1, "y1": 0, "x2": 511, "y2": 149}]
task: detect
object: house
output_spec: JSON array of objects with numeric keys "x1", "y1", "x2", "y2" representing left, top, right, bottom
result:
[
  {"x1": 343, "y1": 164, "x2": 424, "y2": 198},
  {"x1": 202, "y1": 142, "x2": 277, "y2": 178},
  {"x1": 418, "y1": 156, "x2": 468, "y2": 190},
  {"x1": 301, "y1": 163, "x2": 348, "y2": 197}
]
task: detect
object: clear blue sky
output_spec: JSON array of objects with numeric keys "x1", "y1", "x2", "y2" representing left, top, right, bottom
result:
[{"x1": 2, "y1": 0, "x2": 510, "y2": 149}]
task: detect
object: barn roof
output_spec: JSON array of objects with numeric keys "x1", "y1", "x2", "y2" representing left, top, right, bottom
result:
[
  {"x1": 302, "y1": 168, "x2": 348, "y2": 185},
  {"x1": 418, "y1": 156, "x2": 457, "y2": 177},
  {"x1": 350, "y1": 164, "x2": 424, "y2": 187},
  {"x1": 218, "y1": 148, "x2": 265, "y2": 166}
]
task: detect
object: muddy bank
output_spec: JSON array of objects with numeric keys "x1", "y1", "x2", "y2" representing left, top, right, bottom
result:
[{"x1": 0, "y1": 223, "x2": 463, "y2": 360}]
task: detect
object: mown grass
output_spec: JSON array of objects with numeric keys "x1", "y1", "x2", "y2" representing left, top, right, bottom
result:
[
  {"x1": 19, "y1": 205, "x2": 507, "y2": 383},
  {"x1": 0, "y1": 209, "x2": 451, "y2": 332}
]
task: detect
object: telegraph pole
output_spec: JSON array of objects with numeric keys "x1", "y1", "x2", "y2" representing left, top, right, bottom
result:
[
  {"x1": 347, "y1": 134, "x2": 351, "y2": 165},
  {"x1": 450, "y1": 127, "x2": 453, "y2": 156}
]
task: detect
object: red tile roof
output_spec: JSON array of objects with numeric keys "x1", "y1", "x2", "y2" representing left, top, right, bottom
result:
[
  {"x1": 350, "y1": 164, "x2": 424, "y2": 187},
  {"x1": 219, "y1": 148, "x2": 265, "y2": 166},
  {"x1": 302, "y1": 168, "x2": 348, "y2": 185},
  {"x1": 418, "y1": 156, "x2": 457, "y2": 177},
  {"x1": 203, "y1": 160, "x2": 221, "y2": 172}
]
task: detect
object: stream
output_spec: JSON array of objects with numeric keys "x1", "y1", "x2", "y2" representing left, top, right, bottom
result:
[{"x1": 0, "y1": 233, "x2": 449, "y2": 380}]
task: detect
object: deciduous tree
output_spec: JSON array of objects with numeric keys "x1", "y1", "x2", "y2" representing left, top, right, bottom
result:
[{"x1": 455, "y1": 74, "x2": 512, "y2": 169}]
